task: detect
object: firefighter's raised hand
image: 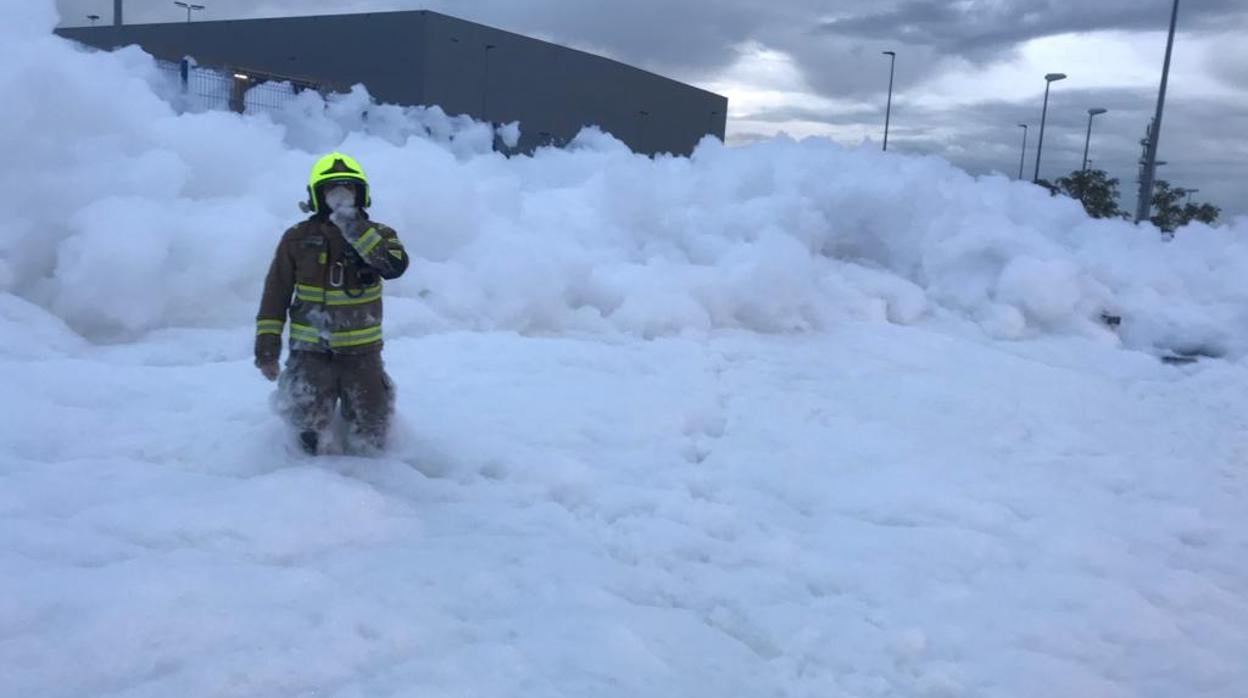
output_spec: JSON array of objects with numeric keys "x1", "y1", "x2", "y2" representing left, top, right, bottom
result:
[{"x1": 332, "y1": 212, "x2": 368, "y2": 242}]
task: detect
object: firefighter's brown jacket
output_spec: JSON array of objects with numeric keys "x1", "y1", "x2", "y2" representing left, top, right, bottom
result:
[{"x1": 255, "y1": 216, "x2": 408, "y2": 365}]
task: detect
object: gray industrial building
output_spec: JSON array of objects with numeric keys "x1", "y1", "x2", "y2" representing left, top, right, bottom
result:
[{"x1": 56, "y1": 9, "x2": 728, "y2": 156}]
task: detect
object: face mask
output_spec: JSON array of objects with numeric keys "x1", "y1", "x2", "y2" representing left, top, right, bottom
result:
[{"x1": 324, "y1": 184, "x2": 357, "y2": 213}]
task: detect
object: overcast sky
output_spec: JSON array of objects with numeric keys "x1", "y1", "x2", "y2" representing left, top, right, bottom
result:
[{"x1": 58, "y1": 0, "x2": 1248, "y2": 218}]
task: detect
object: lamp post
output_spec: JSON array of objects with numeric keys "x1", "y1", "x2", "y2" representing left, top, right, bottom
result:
[
  {"x1": 1135, "y1": 0, "x2": 1181, "y2": 223},
  {"x1": 1016, "y1": 124, "x2": 1028, "y2": 180},
  {"x1": 1033, "y1": 72, "x2": 1067, "y2": 183},
  {"x1": 1082, "y1": 107, "x2": 1107, "y2": 171},
  {"x1": 1185, "y1": 188, "x2": 1199, "y2": 204},
  {"x1": 882, "y1": 50, "x2": 896, "y2": 151},
  {"x1": 173, "y1": 1, "x2": 204, "y2": 23}
]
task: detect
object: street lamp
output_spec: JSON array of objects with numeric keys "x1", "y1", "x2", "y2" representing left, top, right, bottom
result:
[
  {"x1": 1016, "y1": 124, "x2": 1028, "y2": 180},
  {"x1": 1033, "y1": 72, "x2": 1067, "y2": 183},
  {"x1": 1082, "y1": 107, "x2": 1107, "y2": 171},
  {"x1": 173, "y1": 1, "x2": 205, "y2": 23},
  {"x1": 1185, "y1": 188, "x2": 1199, "y2": 204},
  {"x1": 882, "y1": 51, "x2": 897, "y2": 151},
  {"x1": 1135, "y1": 0, "x2": 1181, "y2": 223},
  {"x1": 87, "y1": 14, "x2": 101, "y2": 25}
]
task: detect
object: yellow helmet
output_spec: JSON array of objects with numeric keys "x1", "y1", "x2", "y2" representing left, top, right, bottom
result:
[{"x1": 306, "y1": 151, "x2": 371, "y2": 214}]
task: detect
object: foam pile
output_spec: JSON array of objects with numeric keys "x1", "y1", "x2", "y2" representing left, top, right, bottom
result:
[{"x1": 1, "y1": 4, "x2": 1244, "y2": 357}]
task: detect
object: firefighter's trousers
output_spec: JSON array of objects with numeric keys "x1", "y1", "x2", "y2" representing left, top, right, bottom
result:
[{"x1": 277, "y1": 349, "x2": 395, "y2": 452}]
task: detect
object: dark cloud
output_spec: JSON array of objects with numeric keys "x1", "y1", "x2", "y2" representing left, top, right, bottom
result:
[{"x1": 818, "y1": 0, "x2": 1248, "y2": 62}]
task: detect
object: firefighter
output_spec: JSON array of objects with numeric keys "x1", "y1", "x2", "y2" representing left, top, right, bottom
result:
[{"x1": 254, "y1": 152, "x2": 409, "y2": 454}]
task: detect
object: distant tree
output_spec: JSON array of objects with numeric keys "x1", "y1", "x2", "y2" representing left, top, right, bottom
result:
[
  {"x1": 1149, "y1": 180, "x2": 1221, "y2": 233},
  {"x1": 1054, "y1": 168, "x2": 1126, "y2": 219},
  {"x1": 1149, "y1": 179, "x2": 1185, "y2": 232},
  {"x1": 1183, "y1": 201, "x2": 1221, "y2": 227}
]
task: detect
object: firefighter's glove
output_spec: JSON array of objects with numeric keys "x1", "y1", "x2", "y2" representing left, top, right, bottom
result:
[
  {"x1": 333, "y1": 213, "x2": 368, "y2": 243},
  {"x1": 258, "y1": 361, "x2": 280, "y2": 382}
]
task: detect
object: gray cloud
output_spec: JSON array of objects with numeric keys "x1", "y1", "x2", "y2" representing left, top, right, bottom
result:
[
  {"x1": 818, "y1": 0, "x2": 1248, "y2": 62},
  {"x1": 1206, "y1": 33, "x2": 1248, "y2": 91},
  {"x1": 735, "y1": 105, "x2": 881, "y2": 126}
]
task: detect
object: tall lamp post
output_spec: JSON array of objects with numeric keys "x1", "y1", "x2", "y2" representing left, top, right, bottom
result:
[
  {"x1": 1016, "y1": 124, "x2": 1028, "y2": 180},
  {"x1": 1032, "y1": 72, "x2": 1067, "y2": 183},
  {"x1": 1135, "y1": 0, "x2": 1181, "y2": 223},
  {"x1": 882, "y1": 50, "x2": 896, "y2": 151},
  {"x1": 1081, "y1": 107, "x2": 1107, "y2": 171},
  {"x1": 173, "y1": 1, "x2": 205, "y2": 23}
]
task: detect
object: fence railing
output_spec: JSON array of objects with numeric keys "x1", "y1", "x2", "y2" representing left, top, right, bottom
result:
[
  {"x1": 156, "y1": 58, "x2": 340, "y2": 115},
  {"x1": 152, "y1": 57, "x2": 514, "y2": 154}
]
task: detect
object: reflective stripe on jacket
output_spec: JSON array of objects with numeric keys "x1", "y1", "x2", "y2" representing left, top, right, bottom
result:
[{"x1": 254, "y1": 216, "x2": 408, "y2": 363}]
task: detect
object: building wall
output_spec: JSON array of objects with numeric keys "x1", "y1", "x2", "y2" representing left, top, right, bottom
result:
[
  {"x1": 420, "y1": 13, "x2": 727, "y2": 155},
  {"x1": 55, "y1": 11, "x2": 727, "y2": 156},
  {"x1": 56, "y1": 13, "x2": 427, "y2": 106}
]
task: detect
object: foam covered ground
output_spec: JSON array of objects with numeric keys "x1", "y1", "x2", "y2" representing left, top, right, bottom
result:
[
  {"x1": 1, "y1": 4, "x2": 1246, "y2": 697},
  {"x1": 3, "y1": 310, "x2": 1247, "y2": 698}
]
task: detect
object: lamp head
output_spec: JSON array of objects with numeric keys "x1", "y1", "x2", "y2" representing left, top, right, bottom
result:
[
  {"x1": 883, "y1": 50, "x2": 896, "y2": 56},
  {"x1": 1088, "y1": 107, "x2": 1107, "y2": 116},
  {"x1": 1045, "y1": 73, "x2": 1067, "y2": 82}
]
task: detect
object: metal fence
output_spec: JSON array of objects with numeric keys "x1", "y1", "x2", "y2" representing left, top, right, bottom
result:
[
  {"x1": 155, "y1": 58, "x2": 335, "y2": 115},
  {"x1": 150, "y1": 57, "x2": 511, "y2": 154}
]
